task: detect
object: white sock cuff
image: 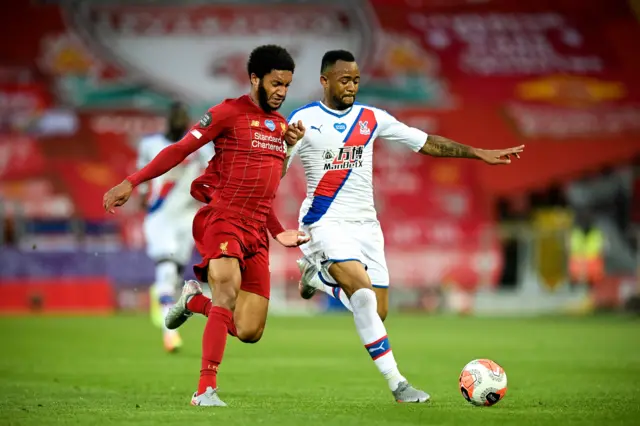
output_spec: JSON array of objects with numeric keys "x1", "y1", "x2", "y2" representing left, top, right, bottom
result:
[{"x1": 350, "y1": 288, "x2": 377, "y2": 310}]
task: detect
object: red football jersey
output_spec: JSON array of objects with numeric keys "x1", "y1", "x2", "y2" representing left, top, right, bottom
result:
[
  {"x1": 127, "y1": 94, "x2": 288, "y2": 226},
  {"x1": 189, "y1": 95, "x2": 288, "y2": 222}
]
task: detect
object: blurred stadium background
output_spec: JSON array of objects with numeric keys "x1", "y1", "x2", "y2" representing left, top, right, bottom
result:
[
  {"x1": 2, "y1": 1, "x2": 640, "y2": 425},
  {"x1": 2, "y1": 0, "x2": 639, "y2": 317}
]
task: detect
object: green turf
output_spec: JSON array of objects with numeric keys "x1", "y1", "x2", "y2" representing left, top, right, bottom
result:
[{"x1": 0, "y1": 314, "x2": 639, "y2": 425}]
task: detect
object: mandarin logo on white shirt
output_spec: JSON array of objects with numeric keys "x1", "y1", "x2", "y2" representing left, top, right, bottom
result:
[{"x1": 287, "y1": 102, "x2": 429, "y2": 225}]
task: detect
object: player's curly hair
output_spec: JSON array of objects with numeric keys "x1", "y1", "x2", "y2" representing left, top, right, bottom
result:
[{"x1": 247, "y1": 45, "x2": 295, "y2": 79}]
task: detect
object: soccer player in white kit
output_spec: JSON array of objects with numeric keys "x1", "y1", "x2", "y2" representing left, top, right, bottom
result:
[
  {"x1": 137, "y1": 102, "x2": 213, "y2": 352},
  {"x1": 284, "y1": 50, "x2": 524, "y2": 402}
]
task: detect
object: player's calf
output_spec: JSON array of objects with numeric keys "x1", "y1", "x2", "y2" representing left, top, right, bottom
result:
[
  {"x1": 373, "y1": 287, "x2": 389, "y2": 322},
  {"x1": 233, "y1": 290, "x2": 269, "y2": 343},
  {"x1": 328, "y1": 261, "x2": 429, "y2": 402},
  {"x1": 197, "y1": 258, "x2": 242, "y2": 398},
  {"x1": 327, "y1": 260, "x2": 371, "y2": 297},
  {"x1": 378, "y1": 307, "x2": 388, "y2": 322}
]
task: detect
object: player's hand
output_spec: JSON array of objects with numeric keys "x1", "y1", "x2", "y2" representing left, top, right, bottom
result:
[
  {"x1": 275, "y1": 230, "x2": 310, "y2": 247},
  {"x1": 284, "y1": 120, "x2": 305, "y2": 146},
  {"x1": 474, "y1": 145, "x2": 524, "y2": 165},
  {"x1": 103, "y1": 180, "x2": 134, "y2": 214}
]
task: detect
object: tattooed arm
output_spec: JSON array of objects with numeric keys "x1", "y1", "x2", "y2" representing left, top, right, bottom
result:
[
  {"x1": 374, "y1": 108, "x2": 524, "y2": 165},
  {"x1": 419, "y1": 134, "x2": 479, "y2": 159},
  {"x1": 419, "y1": 134, "x2": 524, "y2": 164}
]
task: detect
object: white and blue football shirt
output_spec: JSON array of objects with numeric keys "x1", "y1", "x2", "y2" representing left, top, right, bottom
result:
[
  {"x1": 137, "y1": 134, "x2": 213, "y2": 215},
  {"x1": 287, "y1": 102, "x2": 428, "y2": 225}
]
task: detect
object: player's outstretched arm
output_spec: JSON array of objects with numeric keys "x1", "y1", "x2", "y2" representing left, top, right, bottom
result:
[
  {"x1": 103, "y1": 133, "x2": 209, "y2": 213},
  {"x1": 127, "y1": 132, "x2": 209, "y2": 187},
  {"x1": 420, "y1": 135, "x2": 524, "y2": 165},
  {"x1": 375, "y1": 109, "x2": 524, "y2": 166},
  {"x1": 420, "y1": 135, "x2": 478, "y2": 159},
  {"x1": 103, "y1": 108, "x2": 227, "y2": 214}
]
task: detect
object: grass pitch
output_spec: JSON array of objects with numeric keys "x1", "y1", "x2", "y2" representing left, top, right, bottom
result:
[{"x1": 0, "y1": 314, "x2": 638, "y2": 425}]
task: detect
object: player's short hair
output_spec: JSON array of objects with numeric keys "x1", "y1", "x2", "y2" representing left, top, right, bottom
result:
[
  {"x1": 321, "y1": 50, "x2": 356, "y2": 73},
  {"x1": 247, "y1": 45, "x2": 295, "y2": 79}
]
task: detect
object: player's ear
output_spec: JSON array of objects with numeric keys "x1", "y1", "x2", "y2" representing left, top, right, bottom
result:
[
  {"x1": 250, "y1": 73, "x2": 260, "y2": 88},
  {"x1": 320, "y1": 74, "x2": 329, "y2": 89}
]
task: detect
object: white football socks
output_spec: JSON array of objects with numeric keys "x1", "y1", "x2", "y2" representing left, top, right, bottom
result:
[
  {"x1": 350, "y1": 288, "x2": 405, "y2": 391},
  {"x1": 311, "y1": 269, "x2": 354, "y2": 311},
  {"x1": 325, "y1": 285, "x2": 353, "y2": 312},
  {"x1": 154, "y1": 261, "x2": 180, "y2": 331}
]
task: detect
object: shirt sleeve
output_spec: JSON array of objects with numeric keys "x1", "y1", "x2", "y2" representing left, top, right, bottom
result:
[
  {"x1": 126, "y1": 104, "x2": 232, "y2": 187},
  {"x1": 375, "y1": 108, "x2": 428, "y2": 153},
  {"x1": 266, "y1": 206, "x2": 285, "y2": 238}
]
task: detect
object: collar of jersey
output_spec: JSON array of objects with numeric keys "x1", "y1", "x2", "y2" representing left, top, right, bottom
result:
[{"x1": 317, "y1": 101, "x2": 353, "y2": 118}]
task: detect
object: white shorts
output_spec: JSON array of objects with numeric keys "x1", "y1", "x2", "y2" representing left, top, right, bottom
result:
[
  {"x1": 143, "y1": 210, "x2": 196, "y2": 266},
  {"x1": 299, "y1": 220, "x2": 389, "y2": 288}
]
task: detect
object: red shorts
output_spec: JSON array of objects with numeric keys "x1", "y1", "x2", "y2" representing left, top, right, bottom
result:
[{"x1": 192, "y1": 205, "x2": 271, "y2": 299}]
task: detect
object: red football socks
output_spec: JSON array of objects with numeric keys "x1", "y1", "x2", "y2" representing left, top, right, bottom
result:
[
  {"x1": 187, "y1": 294, "x2": 237, "y2": 336},
  {"x1": 186, "y1": 294, "x2": 212, "y2": 316},
  {"x1": 198, "y1": 306, "x2": 234, "y2": 394}
]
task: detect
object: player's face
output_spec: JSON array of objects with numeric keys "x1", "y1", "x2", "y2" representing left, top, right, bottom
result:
[
  {"x1": 254, "y1": 70, "x2": 293, "y2": 112},
  {"x1": 322, "y1": 60, "x2": 360, "y2": 110}
]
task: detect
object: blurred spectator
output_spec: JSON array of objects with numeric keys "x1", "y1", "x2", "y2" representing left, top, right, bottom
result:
[
  {"x1": 1, "y1": 215, "x2": 15, "y2": 247},
  {"x1": 568, "y1": 210, "x2": 606, "y2": 287},
  {"x1": 497, "y1": 194, "x2": 531, "y2": 288},
  {"x1": 566, "y1": 166, "x2": 632, "y2": 234},
  {"x1": 496, "y1": 197, "x2": 519, "y2": 288},
  {"x1": 546, "y1": 183, "x2": 567, "y2": 208}
]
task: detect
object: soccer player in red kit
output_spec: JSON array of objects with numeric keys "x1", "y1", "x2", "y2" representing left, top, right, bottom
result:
[{"x1": 102, "y1": 45, "x2": 308, "y2": 407}]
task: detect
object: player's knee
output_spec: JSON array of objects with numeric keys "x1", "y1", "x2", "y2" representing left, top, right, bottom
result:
[
  {"x1": 350, "y1": 287, "x2": 377, "y2": 312},
  {"x1": 212, "y1": 284, "x2": 238, "y2": 310},
  {"x1": 208, "y1": 258, "x2": 241, "y2": 310},
  {"x1": 329, "y1": 261, "x2": 371, "y2": 297},
  {"x1": 209, "y1": 279, "x2": 239, "y2": 310},
  {"x1": 236, "y1": 326, "x2": 264, "y2": 343}
]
